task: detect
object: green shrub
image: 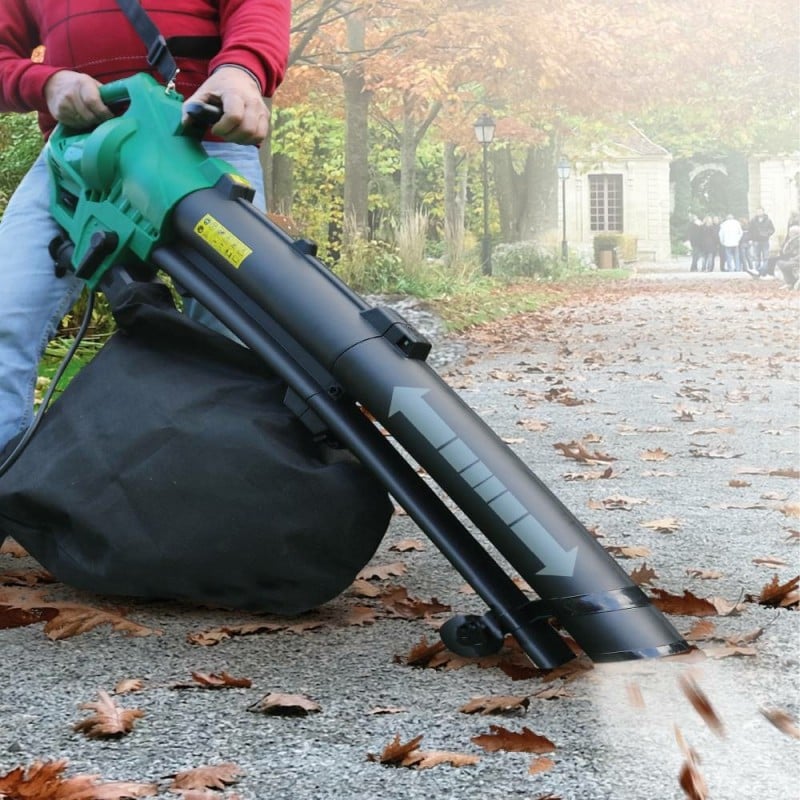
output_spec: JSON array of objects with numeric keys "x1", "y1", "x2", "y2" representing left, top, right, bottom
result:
[
  {"x1": 0, "y1": 113, "x2": 42, "y2": 216},
  {"x1": 592, "y1": 233, "x2": 638, "y2": 264},
  {"x1": 491, "y1": 241, "x2": 577, "y2": 281}
]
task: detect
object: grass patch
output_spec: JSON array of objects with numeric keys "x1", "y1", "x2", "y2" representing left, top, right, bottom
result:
[{"x1": 422, "y1": 269, "x2": 632, "y2": 332}]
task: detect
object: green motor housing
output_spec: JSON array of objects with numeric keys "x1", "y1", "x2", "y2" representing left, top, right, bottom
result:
[{"x1": 46, "y1": 72, "x2": 252, "y2": 289}]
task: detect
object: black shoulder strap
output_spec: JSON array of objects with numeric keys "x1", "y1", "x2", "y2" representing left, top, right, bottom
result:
[{"x1": 114, "y1": 0, "x2": 179, "y2": 88}]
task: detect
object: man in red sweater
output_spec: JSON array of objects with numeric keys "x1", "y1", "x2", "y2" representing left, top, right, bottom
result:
[{"x1": 0, "y1": 0, "x2": 291, "y2": 455}]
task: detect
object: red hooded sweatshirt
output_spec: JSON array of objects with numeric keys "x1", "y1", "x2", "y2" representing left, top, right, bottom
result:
[{"x1": 0, "y1": 0, "x2": 291, "y2": 137}]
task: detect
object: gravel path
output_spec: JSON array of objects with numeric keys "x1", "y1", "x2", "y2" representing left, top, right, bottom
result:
[{"x1": 1, "y1": 268, "x2": 798, "y2": 799}]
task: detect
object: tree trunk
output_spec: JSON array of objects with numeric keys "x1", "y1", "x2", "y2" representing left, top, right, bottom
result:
[
  {"x1": 494, "y1": 142, "x2": 558, "y2": 242},
  {"x1": 342, "y1": 10, "x2": 370, "y2": 242},
  {"x1": 443, "y1": 142, "x2": 467, "y2": 266},
  {"x1": 399, "y1": 98, "x2": 416, "y2": 219},
  {"x1": 270, "y1": 151, "x2": 294, "y2": 216}
]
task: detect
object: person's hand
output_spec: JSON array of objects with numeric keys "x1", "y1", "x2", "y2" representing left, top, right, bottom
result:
[
  {"x1": 44, "y1": 70, "x2": 113, "y2": 129},
  {"x1": 182, "y1": 66, "x2": 268, "y2": 145}
]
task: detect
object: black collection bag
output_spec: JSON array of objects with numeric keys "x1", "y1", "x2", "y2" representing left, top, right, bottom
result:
[{"x1": 0, "y1": 285, "x2": 393, "y2": 614}]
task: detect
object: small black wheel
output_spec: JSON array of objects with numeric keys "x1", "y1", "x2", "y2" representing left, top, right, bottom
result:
[{"x1": 439, "y1": 614, "x2": 505, "y2": 658}]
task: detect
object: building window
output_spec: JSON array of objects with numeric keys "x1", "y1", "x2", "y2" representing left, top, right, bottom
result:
[{"x1": 589, "y1": 174, "x2": 623, "y2": 232}]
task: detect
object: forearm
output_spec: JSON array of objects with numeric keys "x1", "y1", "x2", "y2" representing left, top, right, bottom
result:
[{"x1": 210, "y1": 0, "x2": 291, "y2": 98}]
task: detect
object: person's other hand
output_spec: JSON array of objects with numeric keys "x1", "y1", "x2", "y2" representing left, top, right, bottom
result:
[
  {"x1": 182, "y1": 66, "x2": 268, "y2": 145},
  {"x1": 44, "y1": 70, "x2": 112, "y2": 128}
]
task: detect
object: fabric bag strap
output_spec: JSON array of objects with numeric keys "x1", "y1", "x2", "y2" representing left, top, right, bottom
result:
[{"x1": 114, "y1": 0, "x2": 179, "y2": 89}]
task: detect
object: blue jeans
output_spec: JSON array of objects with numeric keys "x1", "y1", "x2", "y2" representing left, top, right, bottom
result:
[
  {"x1": 0, "y1": 141, "x2": 265, "y2": 453},
  {"x1": 723, "y1": 245, "x2": 741, "y2": 272},
  {"x1": 753, "y1": 240, "x2": 771, "y2": 274}
]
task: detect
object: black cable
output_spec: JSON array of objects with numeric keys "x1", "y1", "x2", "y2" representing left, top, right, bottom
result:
[{"x1": 0, "y1": 289, "x2": 96, "y2": 478}]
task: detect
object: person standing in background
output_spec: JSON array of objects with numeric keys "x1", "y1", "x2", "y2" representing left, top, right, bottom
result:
[
  {"x1": 747, "y1": 207, "x2": 776, "y2": 276},
  {"x1": 718, "y1": 214, "x2": 743, "y2": 272}
]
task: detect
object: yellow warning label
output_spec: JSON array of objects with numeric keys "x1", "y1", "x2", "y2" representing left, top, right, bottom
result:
[{"x1": 193, "y1": 213, "x2": 253, "y2": 269}]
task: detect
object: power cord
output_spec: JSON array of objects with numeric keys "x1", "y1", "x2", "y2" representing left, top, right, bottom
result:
[{"x1": 0, "y1": 289, "x2": 96, "y2": 479}]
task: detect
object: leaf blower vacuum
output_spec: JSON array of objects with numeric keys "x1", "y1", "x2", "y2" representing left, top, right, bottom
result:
[{"x1": 42, "y1": 73, "x2": 689, "y2": 669}]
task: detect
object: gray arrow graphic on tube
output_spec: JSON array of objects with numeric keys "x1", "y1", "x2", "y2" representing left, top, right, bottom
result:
[{"x1": 389, "y1": 386, "x2": 578, "y2": 576}]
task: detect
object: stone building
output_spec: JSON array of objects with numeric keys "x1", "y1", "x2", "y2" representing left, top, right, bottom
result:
[{"x1": 558, "y1": 124, "x2": 800, "y2": 263}]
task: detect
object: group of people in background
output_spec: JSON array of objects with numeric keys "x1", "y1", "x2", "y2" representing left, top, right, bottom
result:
[{"x1": 686, "y1": 208, "x2": 800, "y2": 289}]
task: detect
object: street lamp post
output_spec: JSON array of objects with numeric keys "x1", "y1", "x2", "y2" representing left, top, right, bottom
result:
[
  {"x1": 473, "y1": 113, "x2": 496, "y2": 275},
  {"x1": 557, "y1": 156, "x2": 571, "y2": 261}
]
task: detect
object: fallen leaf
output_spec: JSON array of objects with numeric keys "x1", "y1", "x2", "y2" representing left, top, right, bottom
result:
[
  {"x1": 641, "y1": 517, "x2": 681, "y2": 533},
  {"x1": 553, "y1": 440, "x2": 615, "y2": 465},
  {"x1": 169, "y1": 763, "x2": 243, "y2": 791},
  {"x1": 356, "y1": 562, "x2": 407, "y2": 581},
  {"x1": 402, "y1": 750, "x2": 480, "y2": 769},
  {"x1": 73, "y1": 690, "x2": 144, "y2": 738},
  {"x1": 701, "y1": 644, "x2": 757, "y2": 659},
  {"x1": 641, "y1": 448, "x2": 671, "y2": 461},
  {"x1": 650, "y1": 589, "x2": 719, "y2": 617},
  {"x1": 605, "y1": 544, "x2": 651, "y2": 559},
  {"x1": 172, "y1": 671, "x2": 252, "y2": 690},
  {"x1": 563, "y1": 467, "x2": 614, "y2": 481},
  {"x1": 750, "y1": 574, "x2": 800, "y2": 608},
  {"x1": 675, "y1": 727, "x2": 708, "y2": 800},
  {"x1": 686, "y1": 569, "x2": 724, "y2": 580},
  {"x1": 689, "y1": 448, "x2": 743, "y2": 459},
  {"x1": 626, "y1": 682, "x2": 645, "y2": 708},
  {"x1": 471, "y1": 724, "x2": 556, "y2": 754},
  {"x1": 752, "y1": 556, "x2": 789, "y2": 567},
  {"x1": 379, "y1": 586, "x2": 450, "y2": 619},
  {"x1": 114, "y1": 678, "x2": 145, "y2": 694},
  {"x1": 684, "y1": 620, "x2": 716, "y2": 641},
  {"x1": 459, "y1": 695, "x2": 530, "y2": 715},
  {"x1": 778, "y1": 502, "x2": 800, "y2": 519},
  {"x1": 630, "y1": 563, "x2": 658, "y2": 586},
  {"x1": 760, "y1": 708, "x2": 800, "y2": 740},
  {"x1": 528, "y1": 756, "x2": 556, "y2": 775},
  {"x1": 0, "y1": 760, "x2": 157, "y2": 798},
  {"x1": 367, "y1": 734, "x2": 425, "y2": 765},
  {"x1": 389, "y1": 539, "x2": 425, "y2": 552},
  {"x1": 368, "y1": 706, "x2": 407, "y2": 715},
  {"x1": 247, "y1": 692, "x2": 321, "y2": 716},
  {"x1": 679, "y1": 675, "x2": 725, "y2": 737},
  {"x1": 0, "y1": 538, "x2": 28, "y2": 558},
  {"x1": 517, "y1": 419, "x2": 550, "y2": 432},
  {"x1": 589, "y1": 495, "x2": 648, "y2": 511}
]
